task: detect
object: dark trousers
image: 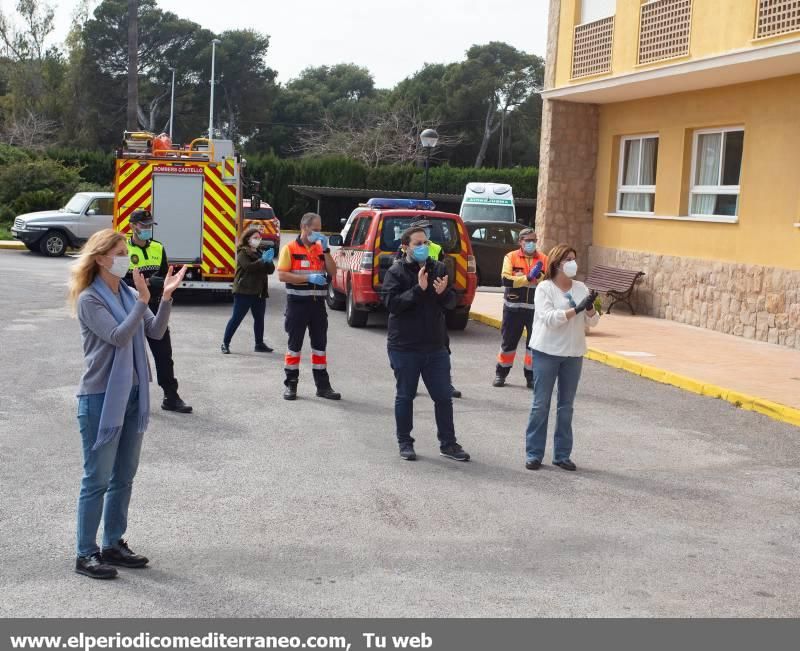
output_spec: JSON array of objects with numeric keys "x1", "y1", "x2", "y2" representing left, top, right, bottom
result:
[
  {"x1": 496, "y1": 306, "x2": 535, "y2": 380},
  {"x1": 284, "y1": 300, "x2": 331, "y2": 388},
  {"x1": 147, "y1": 327, "x2": 179, "y2": 397},
  {"x1": 388, "y1": 349, "x2": 456, "y2": 448},
  {"x1": 224, "y1": 294, "x2": 267, "y2": 346}
]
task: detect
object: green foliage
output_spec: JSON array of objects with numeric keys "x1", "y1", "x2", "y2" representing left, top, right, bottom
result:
[
  {"x1": 0, "y1": 143, "x2": 32, "y2": 166},
  {"x1": 0, "y1": 158, "x2": 82, "y2": 206},
  {"x1": 45, "y1": 147, "x2": 114, "y2": 185},
  {"x1": 10, "y1": 188, "x2": 58, "y2": 214}
]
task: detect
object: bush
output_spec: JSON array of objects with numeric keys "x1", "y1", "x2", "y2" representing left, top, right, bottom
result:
[
  {"x1": 11, "y1": 189, "x2": 60, "y2": 215},
  {"x1": 0, "y1": 143, "x2": 32, "y2": 167},
  {"x1": 0, "y1": 159, "x2": 82, "y2": 210},
  {"x1": 45, "y1": 148, "x2": 115, "y2": 186}
]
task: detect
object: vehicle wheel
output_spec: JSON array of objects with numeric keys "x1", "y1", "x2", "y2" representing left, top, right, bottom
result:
[
  {"x1": 39, "y1": 230, "x2": 67, "y2": 257},
  {"x1": 326, "y1": 282, "x2": 346, "y2": 311},
  {"x1": 446, "y1": 307, "x2": 470, "y2": 330},
  {"x1": 346, "y1": 286, "x2": 369, "y2": 327}
]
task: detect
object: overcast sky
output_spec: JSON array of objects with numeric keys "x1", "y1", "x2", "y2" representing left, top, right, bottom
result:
[{"x1": 15, "y1": 0, "x2": 549, "y2": 88}]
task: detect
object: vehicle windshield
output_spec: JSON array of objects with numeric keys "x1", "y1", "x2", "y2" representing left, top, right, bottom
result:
[
  {"x1": 244, "y1": 206, "x2": 275, "y2": 220},
  {"x1": 381, "y1": 217, "x2": 461, "y2": 253},
  {"x1": 460, "y1": 203, "x2": 516, "y2": 223},
  {"x1": 63, "y1": 194, "x2": 89, "y2": 214}
]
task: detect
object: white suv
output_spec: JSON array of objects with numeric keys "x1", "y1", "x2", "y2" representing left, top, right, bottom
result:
[{"x1": 11, "y1": 192, "x2": 114, "y2": 256}]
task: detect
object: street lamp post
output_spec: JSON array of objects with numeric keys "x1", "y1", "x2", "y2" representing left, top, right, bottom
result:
[
  {"x1": 168, "y1": 67, "x2": 176, "y2": 140},
  {"x1": 420, "y1": 128, "x2": 439, "y2": 199},
  {"x1": 208, "y1": 39, "x2": 221, "y2": 139}
]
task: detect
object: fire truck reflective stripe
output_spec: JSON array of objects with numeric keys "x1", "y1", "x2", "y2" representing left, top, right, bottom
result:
[
  {"x1": 524, "y1": 352, "x2": 533, "y2": 370},
  {"x1": 204, "y1": 189, "x2": 236, "y2": 235},
  {"x1": 285, "y1": 288, "x2": 327, "y2": 297},
  {"x1": 117, "y1": 165, "x2": 152, "y2": 208},
  {"x1": 203, "y1": 209, "x2": 237, "y2": 260},
  {"x1": 497, "y1": 351, "x2": 516, "y2": 367},
  {"x1": 202, "y1": 225, "x2": 234, "y2": 269},
  {"x1": 205, "y1": 168, "x2": 236, "y2": 213}
]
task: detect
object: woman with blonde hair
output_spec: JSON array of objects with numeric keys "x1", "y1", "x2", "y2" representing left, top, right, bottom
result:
[
  {"x1": 68, "y1": 228, "x2": 186, "y2": 579},
  {"x1": 524, "y1": 243, "x2": 599, "y2": 472}
]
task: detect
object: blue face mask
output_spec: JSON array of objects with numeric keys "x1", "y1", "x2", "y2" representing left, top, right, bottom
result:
[
  {"x1": 522, "y1": 241, "x2": 536, "y2": 254},
  {"x1": 412, "y1": 244, "x2": 429, "y2": 263},
  {"x1": 308, "y1": 231, "x2": 322, "y2": 243},
  {"x1": 138, "y1": 228, "x2": 153, "y2": 241}
]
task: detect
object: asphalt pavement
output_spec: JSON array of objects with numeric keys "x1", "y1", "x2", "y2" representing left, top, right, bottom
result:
[{"x1": 0, "y1": 249, "x2": 798, "y2": 617}]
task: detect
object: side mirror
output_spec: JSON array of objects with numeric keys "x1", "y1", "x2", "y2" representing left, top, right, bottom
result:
[
  {"x1": 328, "y1": 234, "x2": 343, "y2": 247},
  {"x1": 86, "y1": 209, "x2": 97, "y2": 216}
]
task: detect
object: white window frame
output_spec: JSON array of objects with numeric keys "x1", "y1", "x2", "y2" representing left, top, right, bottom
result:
[
  {"x1": 688, "y1": 126, "x2": 744, "y2": 223},
  {"x1": 616, "y1": 134, "x2": 658, "y2": 215}
]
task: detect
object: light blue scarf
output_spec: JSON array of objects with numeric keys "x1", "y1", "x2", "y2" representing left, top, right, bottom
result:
[{"x1": 88, "y1": 277, "x2": 150, "y2": 450}]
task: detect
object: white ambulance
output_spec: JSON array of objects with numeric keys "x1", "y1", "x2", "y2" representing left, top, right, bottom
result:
[{"x1": 459, "y1": 182, "x2": 516, "y2": 223}]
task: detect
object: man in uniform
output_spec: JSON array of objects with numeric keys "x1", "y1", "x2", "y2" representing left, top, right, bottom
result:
[
  {"x1": 493, "y1": 228, "x2": 547, "y2": 389},
  {"x1": 124, "y1": 209, "x2": 192, "y2": 413},
  {"x1": 276, "y1": 212, "x2": 341, "y2": 401}
]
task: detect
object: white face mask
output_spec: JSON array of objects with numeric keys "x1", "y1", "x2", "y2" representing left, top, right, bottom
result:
[
  {"x1": 249, "y1": 237, "x2": 262, "y2": 248},
  {"x1": 106, "y1": 255, "x2": 130, "y2": 278},
  {"x1": 562, "y1": 260, "x2": 578, "y2": 278}
]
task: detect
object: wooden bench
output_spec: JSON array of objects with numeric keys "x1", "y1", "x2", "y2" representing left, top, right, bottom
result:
[{"x1": 585, "y1": 265, "x2": 645, "y2": 315}]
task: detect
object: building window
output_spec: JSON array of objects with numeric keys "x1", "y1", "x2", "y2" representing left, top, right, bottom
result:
[
  {"x1": 638, "y1": 0, "x2": 692, "y2": 65},
  {"x1": 580, "y1": 0, "x2": 615, "y2": 24},
  {"x1": 756, "y1": 0, "x2": 800, "y2": 39},
  {"x1": 617, "y1": 135, "x2": 659, "y2": 213},
  {"x1": 689, "y1": 128, "x2": 744, "y2": 219},
  {"x1": 572, "y1": 0, "x2": 615, "y2": 79}
]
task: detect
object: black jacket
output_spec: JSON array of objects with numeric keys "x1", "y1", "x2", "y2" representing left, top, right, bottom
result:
[
  {"x1": 232, "y1": 247, "x2": 275, "y2": 298},
  {"x1": 381, "y1": 257, "x2": 457, "y2": 353}
]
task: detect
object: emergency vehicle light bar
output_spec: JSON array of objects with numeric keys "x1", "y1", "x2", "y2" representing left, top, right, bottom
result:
[{"x1": 366, "y1": 198, "x2": 436, "y2": 211}]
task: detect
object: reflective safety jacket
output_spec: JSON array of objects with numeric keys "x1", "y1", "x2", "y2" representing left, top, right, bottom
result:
[
  {"x1": 501, "y1": 249, "x2": 548, "y2": 309},
  {"x1": 278, "y1": 236, "x2": 329, "y2": 302}
]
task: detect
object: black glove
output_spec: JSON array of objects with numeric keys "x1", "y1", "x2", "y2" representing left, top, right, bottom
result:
[
  {"x1": 148, "y1": 275, "x2": 165, "y2": 290},
  {"x1": 574, "y1": 291, "x2": 597, "y2": 314}
]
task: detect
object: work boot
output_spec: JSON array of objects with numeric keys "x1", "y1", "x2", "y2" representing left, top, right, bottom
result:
[
  {"x1": 101, "y1": 539, "x2": 149, "y2": 568},
  {"x1": 75, "y1": 552, "x2": 117, "y2": 580},
  {"x1": 283, "y1": 382, "x2": 298, "y2": 401},
  {"x1": 254, "y1": 342, "x2": 273, "y2": 353},
  {"x1": 162, "y1": 394, "x2": 192, "y2": 413},
  {"x1": 316, "y1": 386, "x2": 342, "y2": 400},
  {"x1": 526, "y1": 377, "x2": 533, "y2": 389},
  {"x1": 493, "y1": 375, "x2": 506, "y2": 388}
]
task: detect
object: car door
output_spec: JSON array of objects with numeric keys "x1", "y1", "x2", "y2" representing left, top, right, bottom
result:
[{"x1": 81, "y1": 197, "x2": 113, "y2": 239}]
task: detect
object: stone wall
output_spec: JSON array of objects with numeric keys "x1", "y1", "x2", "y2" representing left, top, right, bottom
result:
[
  {"x1": 536, "y1": 99, "x2": 600, "y2": 266},
  {"x1": 590, "y1": 245, "x2": 800, "y2": 349}
]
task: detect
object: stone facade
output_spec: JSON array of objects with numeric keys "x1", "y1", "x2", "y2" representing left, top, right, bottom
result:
[
  {"x1": 535, "y1": 99, "x2": 599, "y2": 266},
  {"x1": 590, "y1": 245, "x2": 800, "y2": 349}
]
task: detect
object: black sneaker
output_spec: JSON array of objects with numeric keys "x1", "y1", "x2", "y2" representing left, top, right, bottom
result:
[
  {"x1": 525, "y1": 459, "x2": 541, "y2": 470},
  {"x1": 553, "y1": 459, "x2": 577, "y2": 471},
  {"x1": 75, "y1": 552, "x2": 118, "y2": 579},
  {"x1": 451, "y1": 388, "x2": 462, "y2": 399},
  {"x1": 399, "y1": 443, "x2": 417, "y2": 461},
  {"x1": 283, "y1": 383, "x2": 298, "y2": 401},
  {"x1": 220, "y1": 343, "x2": 230, "y2": 354},
  {"x1": 162, "y1": 395, "x2": 192, "y2": 414},
  {"x1": 316, "y1": 387, "x2": 342, "y2": 400},
  {"x1": 492, "y1": 376, "x2": 505, "y2": 387},
  {"x1": 254, "y1": 342, "x2": 273, "y2": 353},
  {"x1": 440, "y1": 443, "x2": 470, "y2": 462},
  {"x1": 101, "y1": 539, "x2": 149, "y2": 568}
]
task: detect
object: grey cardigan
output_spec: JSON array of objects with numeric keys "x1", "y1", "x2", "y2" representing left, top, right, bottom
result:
[{"x1": 76, "y1": 290, "x2": 172, "y2": 396}]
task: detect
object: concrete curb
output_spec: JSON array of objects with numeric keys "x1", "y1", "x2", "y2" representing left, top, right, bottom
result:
[
  {"x1": 469, "y1": 309, "x2": 800, "y2": 429},
  {"x1": 0, "y1": 241, "x2": 25, "y2": 251}
]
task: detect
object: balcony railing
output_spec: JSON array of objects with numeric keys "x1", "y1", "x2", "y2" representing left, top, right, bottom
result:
[
  {"x1": 756, "y1": 0, "x2": 800, "y2": 39},
  {"x1": 571, "y1": 15, "x2": 615, "y2": 79},
  {"x1": 638, "y1": 0, "x2": 692, "y2": 65}
]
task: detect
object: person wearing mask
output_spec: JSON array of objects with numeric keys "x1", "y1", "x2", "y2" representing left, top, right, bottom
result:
[
  {"x1": 382, "y1": 225, "x2": 471, "y2": 462},
  {"x1": 276, "y1": 212, "x2": 341, "y2": 401},
  {"x1": 524, "y1": 244, "x2": 599, "y2": 472},
  {"x1": 68, "y1": 229, "x2": 186, "y2": 579},
  {"x1": 221, "y1": 226, "x2": 276, "y2": 354},
  {"x1": 494, "y1": 228, "x2": 548, "y2": 389},
  {"x1": 395, "y1": 219, "x2": 461, "y2": 399},
  {"x1": 124, "y1": 210, "x2": 191, "y2": 414}
]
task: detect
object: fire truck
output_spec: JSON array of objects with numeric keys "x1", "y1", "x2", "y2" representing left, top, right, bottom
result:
[{"x1": 112, "y1": 131, "x2": 279, "y2": 289}]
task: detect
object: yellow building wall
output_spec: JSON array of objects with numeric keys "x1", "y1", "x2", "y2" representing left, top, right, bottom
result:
[
  {"x1": 592, "y1": 75, "x2": 800, "y2": 270},
  {"x1": 555, "y1": 0, "x2": 800, "y2": 88}
]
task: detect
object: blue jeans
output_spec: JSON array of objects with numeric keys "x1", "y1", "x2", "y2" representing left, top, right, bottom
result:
[
  {"x1": 76, "y1": 387, "x2": 144, "y2": 557},
  {"x1": 224, "y1": 294, "x2": 267, "y2": 345},
  {"x1": 388, "y1": 349, "x2": 456, "y2": 448},
  {"x1": 525, "y1": 350, "x2": 583, "y2": 463}
]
